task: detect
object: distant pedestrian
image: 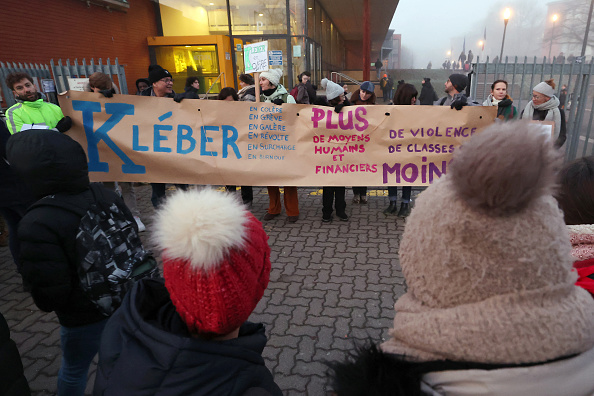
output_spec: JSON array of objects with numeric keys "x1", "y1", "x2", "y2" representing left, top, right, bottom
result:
[
  {"x1": 94, "y1": 189, "x2": 283, "y2": 396},
  {"x1": 467, "y1": 50, "x2": 474, "y2": 64},
  {"x1": 458, "y1": 51, "x2": 467, "y2": 67},
  {"x1": 380, "y1": 74, "x2": 391, "y2": 102},
  {"x1": 427, "y1": 61, "x2": 432, "y2": 69},
  {"x1": 559, "y1": 85, "x2": 568, "y2": 109},
  {"x1": 418, "y1": 78, "x2": 438, "y2": 105},
  {"x1": 375, "y1": 58, "x2": 383, "y2": 80}
]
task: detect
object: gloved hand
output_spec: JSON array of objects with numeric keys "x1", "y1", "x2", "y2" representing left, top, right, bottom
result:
[
  {"x1": 272, "y1": 98, "x2": 284, "y2": 105},
  {"x1": 450, "y1": 95, "x2": 467, "y2": 111},
  {"x1": 174, "y1": 94, "x2": 185, "y2": 103},
  {"x1": 99, "y1": 89, "x2": 114, "y2": 98},
  {"x1": 55, "y1": 116, "x2": 72, "y2": 133},
  {"x1": 334, "y1": 103, "x2": 345, "y2": 113}
]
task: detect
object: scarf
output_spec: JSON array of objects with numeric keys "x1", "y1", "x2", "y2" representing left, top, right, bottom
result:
[{"x1": 523, "y1": 96, "x2": 562, "y2": 136}]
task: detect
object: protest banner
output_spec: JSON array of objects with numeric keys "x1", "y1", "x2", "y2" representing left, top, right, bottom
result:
[{"x1": 59, "y1": 91, "x2": 496, "y2": 186}]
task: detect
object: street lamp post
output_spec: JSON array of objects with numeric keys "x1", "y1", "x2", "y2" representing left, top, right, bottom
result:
[
  {"x1": 499, "y1": 8, "x2": 511, "y2": 62},
  {"x1": 548, "y1": 14, "x2": 559, "y2": 60}
]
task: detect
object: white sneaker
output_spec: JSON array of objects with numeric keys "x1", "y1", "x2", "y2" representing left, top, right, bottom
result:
[{"x1": 134, "y1": 216, "x2": 146, "y2": 232}]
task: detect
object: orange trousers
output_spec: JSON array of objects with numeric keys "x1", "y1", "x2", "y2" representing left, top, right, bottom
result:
[{"x1": 267, "y1": 187, "x2": 299, "y2": 216}]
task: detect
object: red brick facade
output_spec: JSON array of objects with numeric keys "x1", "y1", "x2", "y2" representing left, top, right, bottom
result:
[{"x1": 1, "y1": 0, "x2": 158, "y2": 95}]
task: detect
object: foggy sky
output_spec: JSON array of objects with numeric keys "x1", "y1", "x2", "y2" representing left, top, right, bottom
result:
[{"x1": 390, "y1": 0, "x2": 555, "y2": 68}]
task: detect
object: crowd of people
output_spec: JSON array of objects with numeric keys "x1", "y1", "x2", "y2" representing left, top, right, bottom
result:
[{"x1": 0, "y1": 63, "x2": 586, "y2": 396}]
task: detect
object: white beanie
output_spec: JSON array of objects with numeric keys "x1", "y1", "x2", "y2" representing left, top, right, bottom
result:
[
  {"x1": 533, "y1": 81, "x2": 555, "y2": 98},
  {"x1": 381, "y1": 121, "x2": 594, "y2": 365},
  {"x1": 321, "y1": 78, "x2": 344, "y2": 100},
  {"x1": 259, "y1": 68, "x2": 283, "y2": 86}
]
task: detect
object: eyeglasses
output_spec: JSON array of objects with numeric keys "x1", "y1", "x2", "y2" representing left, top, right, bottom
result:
[
  {"x1": 532, "y1": 94, "x2": 546, "y2": 101},
  {"x1": 160, "y1": 78, "x2": 174, "y2": 84}
]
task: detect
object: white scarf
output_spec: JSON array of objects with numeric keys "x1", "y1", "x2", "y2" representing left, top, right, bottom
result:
[
  {"x1": 523, "y1": 96, "x2": 562, "y2": 136},
  {"x1": 482, "y1": 94, "x2": 502, "y2": 107}
]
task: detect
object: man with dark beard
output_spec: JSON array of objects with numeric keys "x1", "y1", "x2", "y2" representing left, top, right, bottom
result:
[{"x1": 5, "y1": 72, "x2": 71, "y2": 134}]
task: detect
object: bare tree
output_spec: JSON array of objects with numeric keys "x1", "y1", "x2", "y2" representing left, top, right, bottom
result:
[{"x1": 552, "y1": 0, "x2": 594, "y2": 54}]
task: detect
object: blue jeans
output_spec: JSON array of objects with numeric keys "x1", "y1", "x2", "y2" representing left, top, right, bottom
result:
[{"x1": 58, "y1": 319, "x2": 108, "y2": 396}]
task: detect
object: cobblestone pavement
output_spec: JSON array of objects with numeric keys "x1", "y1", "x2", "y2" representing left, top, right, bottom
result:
[{"x1": 0, "y1": 185, "x2": 412, "y2": 396}]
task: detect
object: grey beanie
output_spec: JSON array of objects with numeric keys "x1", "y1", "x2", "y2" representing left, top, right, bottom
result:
[
  {"x1": 533, "y1": 81, "x2": 555, "y2": 98},
  {"x1": 321, "y1": 78, "x2": 344, "y2": 100}
]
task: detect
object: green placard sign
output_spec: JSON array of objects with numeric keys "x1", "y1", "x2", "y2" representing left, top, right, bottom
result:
[{"x1": 244, "y1": 41, "x2": 269, "y2": 73}]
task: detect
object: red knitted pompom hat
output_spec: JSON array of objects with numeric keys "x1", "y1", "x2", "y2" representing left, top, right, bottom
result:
[{"x1": 152, "y1": 188, "x2": 271, "y2": 337}]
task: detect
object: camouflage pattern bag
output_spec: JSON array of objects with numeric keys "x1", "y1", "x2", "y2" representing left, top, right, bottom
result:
[{"x1": 32, "y1": 183, "x2": 160, "y2": 316}]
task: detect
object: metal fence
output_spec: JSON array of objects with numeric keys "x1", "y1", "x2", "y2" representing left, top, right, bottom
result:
[
  {"x1": 50, "y1": 58, "x2": 128, "y2": 95},
  {"x1": 0, "y1": 58, "x2": 127, "y2": 109},
  {"x1": 470, "y1": 56, "x2": 594, "y2": 161}
]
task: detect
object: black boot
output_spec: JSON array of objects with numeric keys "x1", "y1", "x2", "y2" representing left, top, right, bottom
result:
[
  {"x1": 397, "y1": 202, "x2": 410, "y2": 217},
  {"x1": 383, "y1": 201, "x2": 396, "y2": 215}
]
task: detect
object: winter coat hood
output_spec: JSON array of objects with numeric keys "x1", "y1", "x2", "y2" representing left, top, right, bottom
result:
[
  {"x1": 94, "y1": 278, "x2": 282, "y2": 396},
  {"x1": 6, "y1": 129, "x2": 89, "y2": 199}
]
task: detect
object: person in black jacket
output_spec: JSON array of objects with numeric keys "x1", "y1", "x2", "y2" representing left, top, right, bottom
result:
[
  {"x1": 0, "y1": 311, "x2": 30, "y2": 396},
  {"x1": 6, "y1": 129, "x2": 134, "y2": 396},
  {"x1": 315, "y1": 78, "x2": 349, "y2": 222},
  {"x1": 177, "y1": 76, "x2": 201, "y2": 100},
  {"x1": 141, "y1": 65, "x2": 188, "y2": 207},
  {"x1": 94, "y1": 189, "x2": 282, "y2": 396},
  {"x1": 0, "y1": 119, "x2": 34, "y2": 277},
  {"x1": 418, "y1": 78, "x2": 438, "y2": 105}
]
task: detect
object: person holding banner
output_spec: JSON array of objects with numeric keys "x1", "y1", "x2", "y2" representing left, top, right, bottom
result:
[
  {"x1": 435, "y1": 74, "x2": 472, "y2": 109},
  {"x1": 349, "y1": 81, "x2": 376, "y2": 205},
  {"x1": 315, "y1": 78, "x2": 349, "y2": 222},
  {"x1": 259, "y1": 69, "x2": 299, "y2": 222},
  {"x1": 86, "y1": 72, "x2": 146, "y2": 231},
  {"x1": 5, "y1": 72, "x2": 72, "y2": 134},
  {"x1": 141, "y1": 65, "x2": 189, "y2": 208},
  {"x1": 482, "y1": 80, "x2": 518, "y2": 121},
  {"x1": 383, "y1": 84, "x2": 417, "y2": 217},
  {"x1": 520, "y1": 79, "x2": 567, "y2": 148},
  {"x1": 221, "y1": 88, "x2": 254, "y2": 207}
]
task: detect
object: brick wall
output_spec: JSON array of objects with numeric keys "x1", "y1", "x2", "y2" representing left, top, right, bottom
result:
[{"x1": 1, "y1": 0, "x2": 158, "y2": 95}]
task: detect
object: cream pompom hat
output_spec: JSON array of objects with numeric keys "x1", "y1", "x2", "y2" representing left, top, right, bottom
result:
[{"x1": 382, "y1": 121, "x2": 594, "y2": 364}]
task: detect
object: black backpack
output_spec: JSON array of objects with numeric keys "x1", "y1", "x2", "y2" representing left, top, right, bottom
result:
[{"x1": 31, "y1": 183, "x2": 160, "y2": 316}]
